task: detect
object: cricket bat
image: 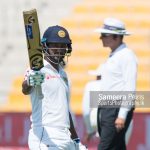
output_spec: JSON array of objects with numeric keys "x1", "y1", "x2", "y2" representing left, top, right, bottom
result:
[{"x1": 23, "y1": 9, "x2": 44, "y2": 71}]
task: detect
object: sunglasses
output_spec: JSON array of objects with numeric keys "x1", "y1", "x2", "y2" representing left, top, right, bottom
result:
[{"x1": 101, "y1": 33, "x2": 111, "y2": 38}]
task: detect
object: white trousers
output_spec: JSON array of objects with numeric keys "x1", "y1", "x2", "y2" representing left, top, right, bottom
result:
[{"x1": 28, "y1": 127, "x2": 76, "y2": 150}]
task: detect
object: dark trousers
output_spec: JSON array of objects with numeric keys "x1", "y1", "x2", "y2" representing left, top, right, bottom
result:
[{"x1": 97, "y1": 108, "x2": 133, "y2": 150}]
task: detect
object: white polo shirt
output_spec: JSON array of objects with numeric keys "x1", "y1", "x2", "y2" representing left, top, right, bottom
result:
[
  {"x1": 100, "y1": 43, "x2": 138, "y2": 120},
  {"x1": 26, "y1": 61, "x2": 70, "y2": 129}
]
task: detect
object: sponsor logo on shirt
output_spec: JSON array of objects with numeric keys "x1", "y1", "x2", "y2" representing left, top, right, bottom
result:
[{"x1": 46, "y1": 74, "x2": 60, "y2": 79}]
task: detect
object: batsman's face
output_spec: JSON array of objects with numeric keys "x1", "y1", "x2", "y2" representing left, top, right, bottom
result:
[{"x1": 47, "y1": 43, "x2": 67, "y2": 63}]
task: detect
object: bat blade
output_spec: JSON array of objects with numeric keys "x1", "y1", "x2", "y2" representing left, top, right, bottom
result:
[{"x1": 23, "y1": 9, "x2": 44, "y2": 71}]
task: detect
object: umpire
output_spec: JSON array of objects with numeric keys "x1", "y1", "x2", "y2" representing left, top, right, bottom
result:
[{"x1": 95, "y1": 18, "x2": 138, "y2": 150}]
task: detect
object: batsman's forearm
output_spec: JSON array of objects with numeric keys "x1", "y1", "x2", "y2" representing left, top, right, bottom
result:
[{"x1": 22, "y1": 80, "x2": 33, "y2": 95}]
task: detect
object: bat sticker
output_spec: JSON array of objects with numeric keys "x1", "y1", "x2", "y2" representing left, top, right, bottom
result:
[{"x1": 25, "y1": 24, "x2": 33, "y2": 39}]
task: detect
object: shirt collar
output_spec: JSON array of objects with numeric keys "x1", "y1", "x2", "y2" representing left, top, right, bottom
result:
[
  {"x1": 109, "y1": 43, "x2": 127, "y2": 57},
  {"x1": 44, "y1": 60, "x2": 63, "y2": 73}
]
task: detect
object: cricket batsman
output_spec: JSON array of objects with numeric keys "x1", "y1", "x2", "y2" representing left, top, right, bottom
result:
[{"x1": 22, "y1": 25, "x2": 87, "y2": 150}]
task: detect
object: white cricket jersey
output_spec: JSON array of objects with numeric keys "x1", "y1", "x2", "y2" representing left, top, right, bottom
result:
[
  {"x1": 26, "y1": 61, "x2": 70, "y2": 128},
  {"x1": 100, "y1": 43, "x2": 138, "y2": 119}
]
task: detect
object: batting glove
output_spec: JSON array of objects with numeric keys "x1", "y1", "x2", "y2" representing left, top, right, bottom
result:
[
  {"x1": 27, "y1": 70, "x2": 45, "y2": 86},
  {"x1": 73, "y1": 138, "x2": 88, "y2": 150}
]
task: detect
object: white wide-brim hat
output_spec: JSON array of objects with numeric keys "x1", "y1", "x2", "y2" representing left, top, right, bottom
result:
[{"x1": 95, "y1": 18, "x2": 131, "y2": 35}]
